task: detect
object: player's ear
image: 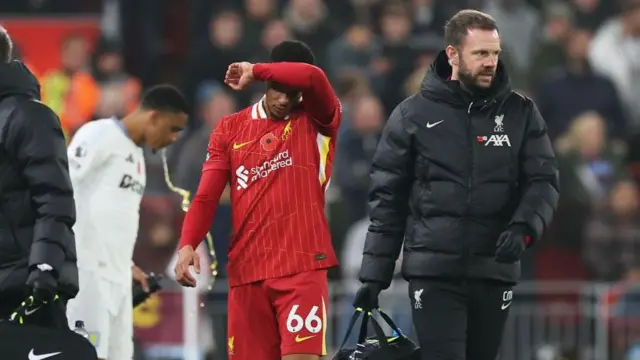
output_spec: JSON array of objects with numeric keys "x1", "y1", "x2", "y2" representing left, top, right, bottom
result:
[
  {"x1": 445, "y1": 45, "x2": 459, "y2": 67},
  {"x1": 148, "y1": 110, "x2": 161, "y2": 125}
]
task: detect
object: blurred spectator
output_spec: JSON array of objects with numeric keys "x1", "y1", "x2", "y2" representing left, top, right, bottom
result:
[
  {"x1": 174, "y1": 83, "x2": 237, "y2": 196},
  {"x1": 555, "y1": 111, "x2": 628, "y2": 208},
  {"x1": 572, "y1": 0, "x2": 615, "y2": 30},
  {"x1": 538, "y1": 112, "x2": 627, "y2": 283},
  {"x1": 334, "y1": 72, "x2": 372, "y2": 137},
  {"x1": 184, "y1": 10, "x2": 248, "y2": 115},
  {"x1": 409, "y1": 0, "x2": 451, "y2": 35},
  {"x1": 91, "y1": 39, "x2": 141, "y2": 119},
  {"x1": 249, "y1": 19, "x2": 292, "y2": 64},
  {"x1": 536, "y1": 27, "x2": 627, "y2": 140},
  {"x1": 589, "y1": 0, "x2": 640, "y2": 129},
  {"x1": 325, "y1": 22, "x2": 381, "y2": 84},
  {"x1": 334, "y1": 95, "x2": 384, "y2": 226},
  {"x1": 403, "y1": 44, "x2": 440, "y2": 96},
  {"x1": 483, "y1": 0, "x2": 541, "y2": 87},
  {"x1": 584, "y1": 181, "x2": 640, "y2": 281},
  {"x1": 282, "y1": 0, "x2": 339, "y2": 68},
  {"x1": 243, "y1": 0, "x2": 278, "y2": 50},
  {"x1": 377, "y1": 3, "x2": 417, "y2": 112},
  {"x1": 41, "y1": 34, "x2": 99, "y2": 138},
  {"x1": 528, "y1": 1, "x2": 574, "y2": 90}
]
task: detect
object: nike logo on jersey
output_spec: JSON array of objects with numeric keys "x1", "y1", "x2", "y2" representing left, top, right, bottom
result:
[
  {"x1": 28, "y1": 349, "x2": 62, "y2": 360},
  {"x1": 295, "y1": 335, "x2": 315, "y2": 343},
  {"x1": 232, "y1": 141, "x2": 253, "y2": 150},
  {"x1": 24, "y1": 307, "x2": 41, "y2": 316},
  {"x1": 426, "y1": 120, "x2": 444, "y2": 128},
  {"x1": 501, "y1": 301, "x2": 512, "y2": 310}
]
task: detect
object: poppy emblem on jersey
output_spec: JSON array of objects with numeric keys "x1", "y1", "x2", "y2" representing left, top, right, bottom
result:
[
  {"x1": 260, "y1": 132, "x2": 278, "y2": 152},
  {"x1": 137, "y1": 161, "x2": 142, "y2": 174}
]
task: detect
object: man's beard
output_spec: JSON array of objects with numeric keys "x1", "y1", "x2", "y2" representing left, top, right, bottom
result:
[{"x1": 458, "y1": 61, "x2": 496, "y2": 95}]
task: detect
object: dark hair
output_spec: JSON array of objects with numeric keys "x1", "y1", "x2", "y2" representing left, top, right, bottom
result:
[
  {"x1": 140, "y1": 84, "x2": 189, "y2": 115},
  {"x1": 0, "y1": 26, "x2": 13, "y2": 63},
  {"x1": 269, "y1": 40, "x2": 315, "y2": 65},
  {"x1": 444, "y1": 10, "x2": 498, "y2": 47}
]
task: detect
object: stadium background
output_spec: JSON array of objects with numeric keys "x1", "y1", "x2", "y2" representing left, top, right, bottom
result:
[{"x1": 1, "y1": 0, "x2": 639, "y2": 359}]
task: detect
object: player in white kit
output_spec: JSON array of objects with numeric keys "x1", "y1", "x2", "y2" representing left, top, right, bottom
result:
[{"x1": 66, "y1": 85, "x2": 188, "y2": 360}]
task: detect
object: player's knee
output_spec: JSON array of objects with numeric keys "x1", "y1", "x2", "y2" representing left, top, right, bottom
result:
[{"x1": 281, "y1": 354, "x2": 320, "y2": 360}]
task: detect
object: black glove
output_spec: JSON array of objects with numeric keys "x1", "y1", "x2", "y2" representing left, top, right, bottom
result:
[
  {"x1": 495, "y1": 225, "x2": 529, "y2": 263},
  {"x1": 353, "y1": 282, "x2": 384, "y2": 311},
  {"x1": 133, "y1": 273, "x2": 164, "y2": 307},
  {"x1": 10, "y1": 268, "x2": 59, "y2": 324},
  {"x1": 26, "y1": 268, "x2": 58, "y2": 303}
]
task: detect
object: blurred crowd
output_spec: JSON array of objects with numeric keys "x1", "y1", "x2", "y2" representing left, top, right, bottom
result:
[{"x1": 6, "y1": 0, "x2": 640, "y2": 358}]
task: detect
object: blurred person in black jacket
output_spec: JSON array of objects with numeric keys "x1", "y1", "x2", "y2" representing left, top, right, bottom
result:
[{"x1": 0, "y1": 26, "x2": 78, "y2": 329}]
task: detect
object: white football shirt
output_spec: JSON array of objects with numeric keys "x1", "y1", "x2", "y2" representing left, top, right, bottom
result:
[{"x1": 67, "y1": 118, "x2": 146, "y2": 282}]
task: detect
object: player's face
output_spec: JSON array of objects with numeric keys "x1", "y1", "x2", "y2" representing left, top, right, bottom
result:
[
  {"x1": 265, "y1": 83, "x2": 300, "y2": 120},
  {"x1": 450, "y1": 29, "x2": 501, "y2": 91},
  {"x1": 146, "y1": 111, "x2": 187, "y2": 150}
]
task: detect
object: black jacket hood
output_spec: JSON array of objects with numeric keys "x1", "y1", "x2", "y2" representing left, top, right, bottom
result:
[
  {"x1": 0, "y1": 61, "x2": 40, "y2": 101},
  {"x1": 420, "y1": 50, "x2": 511, "y2": 108}
]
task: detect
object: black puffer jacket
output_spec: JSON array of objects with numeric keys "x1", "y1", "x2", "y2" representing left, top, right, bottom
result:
[
  {"x1": 359, "y1": 51, "x2": 559, "y2": 286},
  {"x1": 0, "y1": 61, "x2": 78, "y2": 297}
]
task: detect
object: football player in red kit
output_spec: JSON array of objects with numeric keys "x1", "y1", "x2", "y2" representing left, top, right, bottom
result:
[{"x1": 174, "y1": 41, "x2": 340, "y2": 360}]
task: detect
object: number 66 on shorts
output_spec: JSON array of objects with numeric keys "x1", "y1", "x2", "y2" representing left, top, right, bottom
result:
[
  {"x1": 227, "y1": 269, "x2": 329, "y2": 359},
  {"x1": 286, "y1": 305, "x2": 323, "y2": 334},
  {"x1": 281, "y1": 299, "x2": 327, "y2": 356}
]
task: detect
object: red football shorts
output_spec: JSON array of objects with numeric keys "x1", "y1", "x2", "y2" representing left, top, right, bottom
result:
[{"x1": 227, "y1": 269, "x2": 328, "y2": 359}]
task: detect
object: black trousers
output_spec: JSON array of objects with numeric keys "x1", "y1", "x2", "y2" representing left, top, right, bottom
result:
[{"x1": 409, "y1": 278, "x2": 513, "y2": 360}]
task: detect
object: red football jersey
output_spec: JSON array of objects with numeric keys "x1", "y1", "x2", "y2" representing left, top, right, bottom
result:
[{"x1": 204, "y1": 95, "x2": 341, "y2": 286}]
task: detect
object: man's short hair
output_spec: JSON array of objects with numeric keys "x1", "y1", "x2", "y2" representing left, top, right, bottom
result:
[
  {"x1": 140, "y1": 84, "x2": 189, "y2": 115},
  {"x1": 444, "y1": 10, "x2": 499, "y2": 47},
  {"x1": 269, "y1": 40, "x2": 315, "y2": 65},
  {"x1": 0, "y1": 26, "x2": 13, "y2": 63}
]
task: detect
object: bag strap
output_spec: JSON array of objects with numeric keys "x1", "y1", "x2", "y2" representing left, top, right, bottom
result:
[
  {"x1": 338, "y1": 308, "x2": 404, "y2": 350},
  {"x1": 367, "y1": 311, "x2": 391, "y2": 348},
  {"x1": 375, "y1": 309, "x2": 404, "y2": 337},
  {"x1": 338, "y1": 309, "x2": 364, "y2": 350}
]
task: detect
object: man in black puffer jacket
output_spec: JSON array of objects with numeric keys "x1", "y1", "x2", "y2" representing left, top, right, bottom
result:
[
  {"x1": 353, "y1": 10, "x2": 559, "y2": 360},
  {"x1": 0, "y1": 26, "x2": 78, "y2": 329}
]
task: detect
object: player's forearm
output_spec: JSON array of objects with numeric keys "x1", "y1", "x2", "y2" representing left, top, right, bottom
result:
[
  {"x1": 179, "y1": 170, "x2": 227, "y2": 249},
  {"x1": 253, "y1": 62, "x2": 325, "y2": 90},
  {"x1": 252, "y1": 62, "x2": 337, "y2": 123}
]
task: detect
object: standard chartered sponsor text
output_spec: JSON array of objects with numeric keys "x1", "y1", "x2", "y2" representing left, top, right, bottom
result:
[{"x1": 250, "y1": 150, "x2": 293, "y2": 181}]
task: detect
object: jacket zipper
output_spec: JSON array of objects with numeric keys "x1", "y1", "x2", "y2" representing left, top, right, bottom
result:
[
  {"x1": 467, "y1": 102, "x2": 473, "y2": 205},
  {"x1": 463, "y1": 101, "x2": 474, "y2": 278}
]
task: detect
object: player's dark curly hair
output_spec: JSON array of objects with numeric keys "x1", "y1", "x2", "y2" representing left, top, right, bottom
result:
[
  {"x1": 140, "y1": 84, "x2": 189, "y2": 115},
  {"x1": 269, "y1": 40, "x2": 315, "y2": 65}
]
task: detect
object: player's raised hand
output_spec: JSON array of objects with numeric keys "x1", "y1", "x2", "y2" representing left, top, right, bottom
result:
[
  {"x1": 224, "y1": 62, "x2": 255, "y2": 91},
  {"x1": 174, "y1": 245, "x2": 201, "y2": 287}
]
